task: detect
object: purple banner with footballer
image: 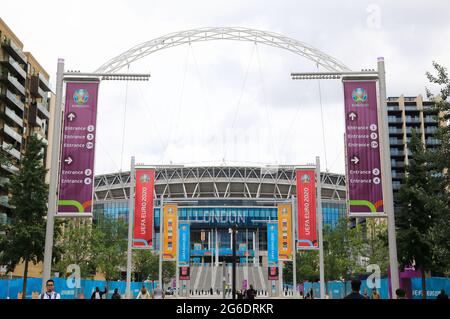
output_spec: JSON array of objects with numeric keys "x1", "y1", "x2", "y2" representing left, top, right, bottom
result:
[
  {"x1": 57, "y1": 81, "x2": 99, "y2": 214},
  {"x1": 343, "y1": 80, "x2": 384, "y2": 215}
]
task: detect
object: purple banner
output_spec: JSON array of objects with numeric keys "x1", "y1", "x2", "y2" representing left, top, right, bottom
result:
[
  {"x1": 343, "y1": 80, "x2": 384, "y2": 215},
  {"x1": 57, "y1": 81, "x2": 99, "y2": 214}
]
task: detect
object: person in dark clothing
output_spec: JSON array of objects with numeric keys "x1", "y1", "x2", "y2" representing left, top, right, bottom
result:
[
  {"x1": 245, "y1": 285, "x2": 257, "y2": 299},
  {"x1": 91, "y1": 286, "x2": 108, "y2": 299},
  {"x1": 111, "y1": 288, "x2": 121, "y2": 299},
  {"x1": 436, "y1": 289, "x2": 448, "y2": 300},
  {"x1": 395, "y1": 288, "x2": 407, "y2": 299},
  {"x1": 343, "y1": 279, "x2": 366, "y2": 299},
  {"x1": 237, "y1": 290, "x2": 244, "y2": 299}
]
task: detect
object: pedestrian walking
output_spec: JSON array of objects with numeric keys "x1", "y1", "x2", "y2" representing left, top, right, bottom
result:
[
  {"x1": 343, "y1": 279, "x2": 366, "y2": 299},
  {"x1": 395, "y1": 288, "x2": 407, "y2": 299},
  {"x1": 371, "y1": 288, "x2": 380, "y2": 299},
  {"x1": 111, "y1": 288, "x2": 121, "y2": 299},
  {"x1": 245, "y1": 285, "x2": 257, "y2": 299},
  {"x1": 39, "y1": 279, "x2": 61, "y2": 299},
  {"x1": 136, "y1": 285, "x2": 151, "y2": 299},
  {"x1": 91, "y1": 286, "x2": 108, "y2": 299},
  {"x1": 436, "y1": 289, "x2": 448, "y2": 300},
  {"x1": 152, "y1": 285, "x2": 164, "y2": 299}
]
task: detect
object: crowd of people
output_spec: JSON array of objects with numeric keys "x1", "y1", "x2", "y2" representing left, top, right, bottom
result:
[{"x1": 39, "y1": 279, "x2": 448, "y2": 300}]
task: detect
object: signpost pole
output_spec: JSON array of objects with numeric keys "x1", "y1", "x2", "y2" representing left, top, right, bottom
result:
[
  {"x1": 316, "y1": 157, "x2": 326, "y2": 299},
  {"x1": 42, "y1": 58, "x2": 65, "y2": 291},
  {"x1": 159, "y1": 195, "x2": 164, "y2": 290},
  {"x1": 291, "y1": 195, "x2": 297, "y2": 298},
  {"x1": 377, "y1": 57, "x2": 400, "y2": 297},
  {"x1": 126, "y1": 156, "x2": 135, "y2": 299},
  {"x1": 175, "y1": 248, "x2": 179, "y2": 298}
]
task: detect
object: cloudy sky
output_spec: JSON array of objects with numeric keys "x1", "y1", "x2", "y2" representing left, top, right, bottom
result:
[{"x1": 2, "y1": 0, "x2": 450, "y2": 174}]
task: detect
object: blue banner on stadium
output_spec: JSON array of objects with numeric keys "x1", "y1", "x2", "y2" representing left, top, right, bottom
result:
[
  {"x1": 178, "y1": 222, "x2": 190, "y2": 265},
  {"x1": 267, "y1": 222, "x2": 278, "y2": 267}
]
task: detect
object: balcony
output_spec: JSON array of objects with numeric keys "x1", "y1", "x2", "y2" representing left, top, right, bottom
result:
[
  {"x1": 425, "y1": 127, "x2": 438, "y2": 134},
  {"x1": 388, "y1": 117, "x2": 402, "y2": 123},
  {"x1": 405, "y1": 117, "x2": 421, "y2": 123},
  {"x1": 1, "y1": 89, "x2": 24, "y2": 111},
  {"x1": 424, "y1": 116, "x2": 438, "y2": 123},
  {"x1": 1, "y1": 163, "x2": 19, "y2": 174},
  {"x1": 391, "y1": 161, "x2": 405, "y2": 168},
  {"x1": 426, "y1": 139, "x2": 441, "y2": 146},
  {"x1": 36, "y1": 101, "x2": 50, "y2": 119},
  {"x1": 390, "y1": 150, "x2": 405, "y2": 157},
  {"x1": 1, "y1": 72, "x2": 26, "y2": 96},
  {"x1": 392, "y1": 172, "x2": 405, "y2": 180},
  {"x1": 0, "y1": 177, "x2": 10, "y2": 188},
  {"x1": 389, "y1": 139, "x2": 404, "y2": 146},
  {"x1": 2, "y1": 141, "x2": 21, "y2": 160},
  {"x1": 4, "y1": 106, "x2": 23, "y2": 127},
  {"x1": 38, "y1": 73, "x2": 51, "y2": 92},
  {"x1": 30, "y1": 75, "x2": 48, "y2": 98},
  {"x1": 0, "y1": 195, "x2": 10, "y2": 208},
  {"x1": 1, "y1": 39, "x2": 27, "y2": 65},
  {"x1": 389, "y1": 128, "x2": 403, "y2": 135},
  {"x1": 1, "y1": 56, "x2": 27, "y2": 80},
  {"x1": 2, "y1": 123, "x2": 22, "y2": 144}
]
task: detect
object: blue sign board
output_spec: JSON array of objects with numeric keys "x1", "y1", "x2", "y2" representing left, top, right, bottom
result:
[
  {"x1": 178, "y1": 222, "x2": 190, "y2": 265},
  {"x1": 267, "y1": 222, "x2": 278, "y2": 267}
]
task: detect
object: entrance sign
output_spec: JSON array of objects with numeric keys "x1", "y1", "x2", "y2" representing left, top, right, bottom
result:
[
  {"x1": 277, "y1": 204, "x2": 293, "y2": 260},
  {"x1": 343, "y1": 80, "x2": 384, "y2": 216},
  {"x1": 163, "y1": 204, "x2": 178, "y2": 261},
  {"x1": 267, "y1": 222, "x2": 278, "y2": 267},
  {"x1": 178, "y1": 222, "x2": 190, "y2": 265},
  {"x1": 133, "y1": 168, "x2": 155, "y2": 248},
  {"x1": 57, "y1": 81, "x2": 99, "y2": 215},
  {"x1": 296, "y1": 169, "x2": 318, "y2": 249}
]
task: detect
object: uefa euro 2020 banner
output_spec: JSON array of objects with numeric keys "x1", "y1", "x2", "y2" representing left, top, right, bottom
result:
[
  {"x1": 178, "y1": 222, "x2": 190, "y2": 265},
  {"x1": 343, "y1": 80, "x2": 384, "y2": 216},
  {"x1": 267, "y1": 222, "x2": 278, "y2": 267},
  {"x1": 133, "y1": 168, "x2": 155, "y2": 248},
  {"x1": 163, "y1": 204, "x2": 178, "y2": 261},
  {"x1": 277, "y1": 204, "x2": 293, "y2": 260},
  {"x1": 57, "y1": 81, "x2": 99, "y2": 215},
  {"x1": 296, "y1": 169, "x2": 318, "y2": 249}
]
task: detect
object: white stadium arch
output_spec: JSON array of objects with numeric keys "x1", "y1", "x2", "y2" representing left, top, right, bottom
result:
[{"x1": 95, "y1": 27, "x2": 350, "y2": 73}]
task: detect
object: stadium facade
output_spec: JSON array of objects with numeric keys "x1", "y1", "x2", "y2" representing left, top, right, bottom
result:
[{"x1": 93, "y1": 165, "x2": 347, "y2": 265}]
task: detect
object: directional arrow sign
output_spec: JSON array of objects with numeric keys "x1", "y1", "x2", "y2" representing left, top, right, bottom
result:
[
  {"x1": 351, "y1": 156, "x2": 359, "y2": 164},
  {"x1": 67, "y1": 112, "x2": 76, "y2": 121},
  {"x1": 348, "y1": 112, "x2": 357, "y2": 121},
  {"x1": 64, "y1": 156, "x2": 73, "y2": 165}
]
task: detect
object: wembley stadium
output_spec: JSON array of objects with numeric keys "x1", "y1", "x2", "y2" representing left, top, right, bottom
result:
[{"x1": 92, "y1": 165, "x2": 347, "y2": 293}]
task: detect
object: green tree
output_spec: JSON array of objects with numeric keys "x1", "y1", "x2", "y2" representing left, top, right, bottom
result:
[
  {"x1": 323, "y1": 218, "x2": 365, "y2": 285},
  {"x1": 55, "y1": 219, "x2": 97, "y2": 279},
  {"x1": 425, "y1": 62, "x2": 450, "y2": 277},
  {"x1": 92, "y1": 215, "x2": 128, "y2": 283},
  {"x1": 162, "y1": 261, "x2": 176, "y2": 288},
  {"x1": 133, "y1": 250, "x2": 159, "y2": 282},
  {"x1": 0, "y1": 135, "x2": 48, "y2": 299},
  {"x1": 361, "y1": 219, "x2": 389, "y2": 277},
  {"x1": 396, "y1": 130, "x2": 446, "y2": 299}
]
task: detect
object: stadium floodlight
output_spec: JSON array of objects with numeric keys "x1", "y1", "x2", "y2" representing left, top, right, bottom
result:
[
  {"x1": 63, "y1": 71, "x2": 151, "y2": 82},
  {"x1": 291, "y1": 70, "x2": 378, "y2": 80}
]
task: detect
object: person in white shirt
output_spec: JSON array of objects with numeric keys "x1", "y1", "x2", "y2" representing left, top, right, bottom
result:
[
  {"x1": 152, "y1": 285, "x2": 164, "y2": 299},
  {"x1": 91, "y1": 286, "x2": 108, "y2": 299},
  {"x1": 40, "y1": 279, "x2": 61, "y2": 299},
  {"x1": 136, "y1": 285, "x2": 151, "y2": 299}
]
